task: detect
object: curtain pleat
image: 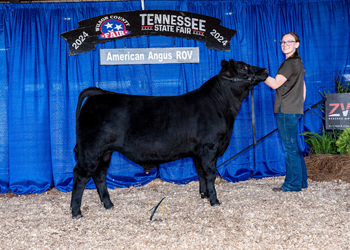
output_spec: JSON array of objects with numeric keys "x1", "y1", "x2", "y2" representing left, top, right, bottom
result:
[{"x1": 0, "y1": 9, "x2": 9, "y2": 193}]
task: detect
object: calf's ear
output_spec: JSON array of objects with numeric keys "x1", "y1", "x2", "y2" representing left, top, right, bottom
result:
[
  {"x1": 221, "y1": 60, "x2": 228, "y2": 68},
  {"x1": 220, "y1": 59, "x2": 237, "y2": 78},
  {"x1": 227, "y1": 60, "x2": 238, "y2": 76}
]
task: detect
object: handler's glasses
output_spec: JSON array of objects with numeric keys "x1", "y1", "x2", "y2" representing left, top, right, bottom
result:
[{"x1": 280, "y1": 41, "x2": 296, "y2": 46}]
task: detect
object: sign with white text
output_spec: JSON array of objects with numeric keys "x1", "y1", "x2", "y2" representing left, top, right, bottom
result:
[
  {"x1": 325, "y1": 93, "x2": 350, "y2": 130},
  {"x1": 61, "y1": 10, "x2": 236, "y2": 56},
  {"x1": 100, "y1": 47, "x2": 199, "y2": 65}
]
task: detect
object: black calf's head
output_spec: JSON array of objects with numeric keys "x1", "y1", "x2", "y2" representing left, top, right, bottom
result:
[{"x1": 219, "y1": 60, "x2": 268, "y2": 89}]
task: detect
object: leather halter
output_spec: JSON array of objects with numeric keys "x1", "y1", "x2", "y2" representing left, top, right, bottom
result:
[
  {"x1": 218, "y1": 74, "x2": 257, "y2": 146},
  {"x1": 219, "y1": 75, "x2": 255, "y2": 82}
]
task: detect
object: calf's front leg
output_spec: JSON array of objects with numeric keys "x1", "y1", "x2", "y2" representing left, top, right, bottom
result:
[
  {"x1": 197, "y1": 156, "x2": 220, "y2": 206},
  {"x1": 204, "y1": 165, "x2": 220, "y2": 206},
  {"x1": 194, "y1": 157, "x2": 209, "y2": 199}
]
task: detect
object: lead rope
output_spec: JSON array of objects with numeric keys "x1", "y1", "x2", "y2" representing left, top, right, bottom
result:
[
  {"x1": 217, "y1": 97, "x2": 327, "y2": 168},
  {"x1": 251, "y1": 88, "x2": 257, "y2": 146}
]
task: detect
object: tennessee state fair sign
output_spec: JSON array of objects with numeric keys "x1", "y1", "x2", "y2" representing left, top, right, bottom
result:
[{"x1": 61, "y1": 10, "x2": 237, "y2": 56}]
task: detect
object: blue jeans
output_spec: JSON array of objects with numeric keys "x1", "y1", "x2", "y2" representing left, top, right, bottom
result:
[{"x1": 277, "y1": 110, "x2": 308, "y2": 191}]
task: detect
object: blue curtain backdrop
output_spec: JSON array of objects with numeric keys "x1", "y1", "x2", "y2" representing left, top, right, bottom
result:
[{"x1": 0, "y1": 0, "x2": 349, "y2": 194}]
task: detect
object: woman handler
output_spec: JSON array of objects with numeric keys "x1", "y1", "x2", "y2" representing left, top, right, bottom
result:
[{"x1": 264, "y1": 32, "x2": 308, "y2": 192}]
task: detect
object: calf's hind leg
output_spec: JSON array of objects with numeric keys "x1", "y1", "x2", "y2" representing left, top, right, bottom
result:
[
  {"x1": 92, "y1": 152, "x2": 114, "y2": 210},
  {"x1": 71, "y1": 160, "x2": 95, "y2": 218}
]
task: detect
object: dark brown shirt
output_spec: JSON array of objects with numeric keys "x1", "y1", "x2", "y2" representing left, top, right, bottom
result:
[{"x1": 274, "y1": 57, "x2": 305, "y2": 114}]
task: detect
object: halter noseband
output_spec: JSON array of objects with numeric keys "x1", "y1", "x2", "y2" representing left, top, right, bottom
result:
[{"x1": 219, "y1": 75, "x2": 255, "y2": 82}]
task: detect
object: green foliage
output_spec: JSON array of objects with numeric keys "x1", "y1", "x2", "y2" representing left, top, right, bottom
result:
[
  {"x1": 333, "y1": 71, "x2": 350, "y2": 93},
  {"x1": 302, "y1": 127, "x2": 342, "y2": 155},
  {"x1": 302, "y1": 71, "x2": 349, "y2": 155},
  {"x1": 315, "y1": 72, "x2": 350, "y2": 120},
  {"x1": 336, "y1": 127, "x2": 350, "y2": 154}
]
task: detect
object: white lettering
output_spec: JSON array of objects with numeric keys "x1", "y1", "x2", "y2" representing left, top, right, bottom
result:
[
  {"x1": 176, "y1": 26, "x2": 191, "y2": 34},
  {"x1": 184, "y1": 17, "x2": 191, "y2": 27},
  {"x1": 171, "y1": 15, "x2": 177, "y2": 25},
  {"x1": 148, "y1": 52, "x2": 172, "y2": 62},
  {"x1": 148, "y1": 51, "x2": 154, "y2": 60},
  {"x1": 147, "y1": 14, "x2": 154, "y2": 25},
  {"x1": 154, "y1": 25, "x2": 174, "y2": 32},
  {"x1": 110, "y1": 32, "x2": 117, "y2": 38},
  {"x1": 191, "y1": 18, "x2": 198, "y2": 30},
  {"x1": 176, "y1": 50, "x2": 193, "y2": 60},
  {"x1": 107, "y1": 52, "x2": 112, "y2": 61},
  {"x1": 139, "y1": 13, "x2": 206, "y2": 32},
  {"x1": 140, "y1": 14, "x2": 147, "y2": 25},
  {"x1": 177, "y1": 16, "x2": 184, "y2": 26},
  {"x1": 106, "y1": 52, "x2": 144, "y2": 61},
  {"x1": 155, "y1": 14, "x2": 162, "y2": 24},
  {"x1": 102, "y1": 48, "x2": 198, "y2": 65},
  {"x1": 186, "y1": 51, "x2": 193, "y2": 59},
  {"x1": 163, "y1": 14, "x2": 170, "y2": 24},
  {"x1": 108, "y1": 16, "x2": 130, "y2": 26},
  {"x1": 199, "y1": 19, "x2": 206, "y2": 32},
  {"x1": 95, "y1": 16, "x2": 109, "y2": 31}
]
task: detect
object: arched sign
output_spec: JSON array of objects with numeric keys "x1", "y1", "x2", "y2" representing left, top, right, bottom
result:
[{"x1": 61, "y1": 10, "x2": 237, "y2": 56}]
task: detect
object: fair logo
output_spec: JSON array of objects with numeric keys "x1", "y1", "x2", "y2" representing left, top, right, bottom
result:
[{"x1": 100, "y1": 19, "x2": 130, "y2": 39}]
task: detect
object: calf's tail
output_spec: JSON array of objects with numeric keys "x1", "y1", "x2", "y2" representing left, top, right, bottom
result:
[
  {"x1": 75, "y1": 87, "x2": 111, "y2": 121},
  {"x1": 74, "y1": 87, "x2": 112, "y2": 160}
]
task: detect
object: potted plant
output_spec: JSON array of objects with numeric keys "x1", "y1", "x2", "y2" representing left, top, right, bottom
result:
[{"x1": 302, "y1": 72, "x2": 350, "y2": 182}]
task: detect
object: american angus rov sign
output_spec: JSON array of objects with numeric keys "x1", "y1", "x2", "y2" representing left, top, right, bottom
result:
[{"x1": 100, "y1": 47, "x2": 199, "y2": 65}]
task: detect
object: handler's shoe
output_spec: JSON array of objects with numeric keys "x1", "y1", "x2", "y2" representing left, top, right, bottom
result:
[{"x1": 272, "y1": 187, "x2": 283, "y2": 192}]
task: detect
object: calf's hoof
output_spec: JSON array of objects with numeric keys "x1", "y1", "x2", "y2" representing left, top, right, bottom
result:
[
  {"x1": 72, "y1": 211, "x2": 82, "y2": 219},
  {"x1": 103, "y1": 202, "x2": 114, "y2": 210},
  {"x1": 200, "y1": 193, "x2": 209, "y2": 199},
  {"x1": 210, "y1": 200, "x2": 221, "y2": 206},
  {"x1": 72, "y1": 214, "x2": 83, "y2": 219},
  {"x1": 71, "y1": 207, "x2": 82, "y2": 218},
  {"x1": 70, "y1": 207, "x2": 83, "y2": 219}
]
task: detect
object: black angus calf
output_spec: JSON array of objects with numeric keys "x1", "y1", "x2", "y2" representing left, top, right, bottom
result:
[{"x1": 71, "y1": 60, "x2": 268, "y2": 218}]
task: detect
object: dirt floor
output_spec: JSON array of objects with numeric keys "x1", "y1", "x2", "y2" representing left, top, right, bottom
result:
[{"x1": 0, "y1": 155, "x2": 349, "y2": 250}]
